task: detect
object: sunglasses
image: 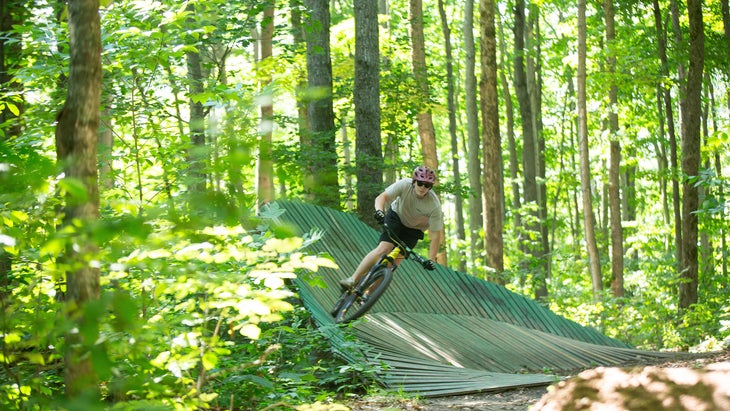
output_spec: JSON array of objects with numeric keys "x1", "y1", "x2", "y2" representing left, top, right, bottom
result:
[{"x1": 416, "y1": 180, "x2": 433, "y2": 189}]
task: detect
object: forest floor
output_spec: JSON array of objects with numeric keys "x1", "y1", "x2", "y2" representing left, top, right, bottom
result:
[{"x1": 343, "y1": 349, "x2": 730, "y2": 411}]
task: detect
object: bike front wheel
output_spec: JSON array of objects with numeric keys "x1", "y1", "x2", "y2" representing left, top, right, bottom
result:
[{"x1": 333, "y1": 266, "x2": 393, "y2": 323}]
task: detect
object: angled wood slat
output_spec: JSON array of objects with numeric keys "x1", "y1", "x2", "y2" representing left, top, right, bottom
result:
[{"x1": 274, "y1": 200, "x2": 683, "y2": 397}]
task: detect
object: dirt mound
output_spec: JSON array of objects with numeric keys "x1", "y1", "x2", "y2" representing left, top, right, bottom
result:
[
  {"x1": 532, "y1": 362, "x2": 730, "y2": 411},
  {"x1": 347, "y1": 351, "x2": 730, "y2": 411}
]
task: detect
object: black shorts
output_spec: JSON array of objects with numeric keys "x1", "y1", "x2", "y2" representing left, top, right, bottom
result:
[{"x1": 380, "y1": 209, "x2": 424, "y2": 249}]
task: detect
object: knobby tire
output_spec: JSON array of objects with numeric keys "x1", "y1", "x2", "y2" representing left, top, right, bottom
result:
[{"x1": 333, "y1": 266, "x2": 393, "y2": 323}]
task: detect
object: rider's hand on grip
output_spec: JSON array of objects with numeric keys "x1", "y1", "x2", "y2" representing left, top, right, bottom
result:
[
  {"x1": 374, "y1": 209, "x2": 385, "y2": 224},
  {"x1": 422, "y1": 259, "x2": 436, "y2": 271}
]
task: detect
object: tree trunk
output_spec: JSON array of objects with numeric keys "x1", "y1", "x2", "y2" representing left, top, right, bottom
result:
[
  {"x1": 409, "y1": 0, "x2": 438, "y2": 169},
  {"x1": 341, "y1": 117, "x2": 354, "y2": 210},
  {"x1": 290, "y1": 0, "x2": 310, "y2": 198},
  {"x1": 565, "y1": 70, "x2": 582, "y2": 256},
  {"x1": 678, "y1": 0, "x2": 704, "y2": 310},
  {"x1": 257, "y1": 3, "x2": 275, "y2": 207},
  {"x1": 480, "y1": 0, "x2": 504, "y2": 280},
  {"x1": 514, "y1": 0, "x2": 545, "y2": 298},
  {"x1": 354, "y1": 0, "x2": 382, "y2": 225},
  {"x1": 186, "y1": 3, "x2": 207, "y2": 193},
  {"x1": 56, "y1": 0, "x2": 102, "y2": 398},
  {"x1": 527, "y1": 5, "x2": 550, "y2": 279},
  {"x1": 464, "y1": 0, "x2": 484, "y2": 271},
  {"x1": 653, "y1": 0, "x2": 682, "y2": 264},
  {"x1": 99, "y1": 101, "x2": 114, "y2": 190},
  {"x1": 304, "y1": 0, "x2": 339, "y2": 209},
  {"x1": 577, "y1": 0, "x2": 602, "y2": 296},
  {"x1": 498, "y1": 12, "x2": 522, "y2": 251},
  {"x1": 438, "y1": 0, "x2": 464, "y2": 271},
  {"x1": 603, "y1": 0, "x2": 624, "y2": 297},
  {"x1": 0, "y1": 0, "x2": 27, "y2": 303},
  {"x1": 721, "y1": 0, "x2": 729, "y2": 279},
  {"x1": 699, "y1": 77, "x2": 713, "y2": 286},
  {"x1": 0, "y1": 0, "x2": 24, "y2": 137},
  {"x1": 653, "y1": 86, "x2": 671, "y2": 227}
]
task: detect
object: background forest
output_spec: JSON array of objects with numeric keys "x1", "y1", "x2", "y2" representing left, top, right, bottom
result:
[{"x1": 1, "y1": 0, "x2": 729, "y2": 408}]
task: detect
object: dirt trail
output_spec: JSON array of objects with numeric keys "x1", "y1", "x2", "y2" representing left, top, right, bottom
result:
[{"x1": 345, "y1": 350, "x2": 730, "y2": 411}]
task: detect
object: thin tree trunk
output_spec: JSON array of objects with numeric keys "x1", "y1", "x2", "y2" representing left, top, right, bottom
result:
[
  {"x1": 480, "y1": 0, "x2": 504, "y2": 279},
  {"x1": 99, "y1": 101, "x2": 114, "y2": 190},
  {"x1": 678, "y1": 0, "x2": 704, "y2": 310},
  {"x1": 341, "y1": 117, "x2": 354, "y2": 210},
  {"x1": 603, "y1": 0, "x2": 624, "y2": 297},
  {"x1": 699, "y1": 76, "x2": 712, "y2": 285},
  {"x1": 577, "y1": 0, "x2": 602, "y2": 296},
  {"x1": 410, "y1": 0, "x2": 438, "y2": 169},
  {"x1": 654, "y1": 86, "x2": 671, "y2": 227},
  {"x1": 564, "y1": 70, "x2": 582, "y2": 256},
  {"x1": 290, "y1": 0, "x2": 310, "y2": 198},
  {"x1": 438, "y1": 0, "x2": 465, "y2": 271},
  {"x1": 721, "y1": 0, "x2": 729, "y2": 279},
  {"x1": 186, "y1": 3, "x2": 206, "y2": 193},
  {"x1": 464, "y1": 0, "x2": 484, "y2": 271},
  {"x1": 0, "y1": 0, "x2": 25, "y2": 139},
  {"x1": 514, "y1": 0, "x2": 545, "y2": 298},
  {"x1": 56, "y1": 0, "x2": 102, "y2": 398},
  {"x1": 527, "y1": 5, "x2": 550, "y2": 279},
  {"x1": 654, "y1": 0, "x2": 682, "y2": 264},
  {"x1": 0, "y1": 0, "x2": 27, "y2": 305},
  {"x1": 499, "y1": 22, "x2": 521, "y2": 243},
  {"x1": 257, "y1": 3, "x2": 275, "y2": 207}
]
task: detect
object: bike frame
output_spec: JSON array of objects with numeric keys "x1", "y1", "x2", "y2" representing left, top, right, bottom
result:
[{"x1": 331, "y1": 223, "x2": 427, "y2": 323}]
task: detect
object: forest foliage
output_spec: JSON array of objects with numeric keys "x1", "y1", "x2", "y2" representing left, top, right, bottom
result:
[{"x1": 1, "y1": 0, "x2": 730, "y2": 408}]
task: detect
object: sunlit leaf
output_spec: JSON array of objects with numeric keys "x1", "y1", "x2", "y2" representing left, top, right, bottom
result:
[
  {"x1": 263, "y1": 237, "x2": 303, "y2": 253},
  {"x1": 239, "y1": 323, "x2": 261, "y2": 340},
  {"x1": 40, "y1": 237, "x2": 66, "y2": 257},
  {"x1": 4, "y1": 333, "x2": 21, "y2": 344},
  {"x1": 201, "y1": 351, "x2": 217, "y2": 370},
  {"x1": 24, "y1": 352, "x2": 45, "y2": 365}
]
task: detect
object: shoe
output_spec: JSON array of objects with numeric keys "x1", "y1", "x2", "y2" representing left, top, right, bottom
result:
[{"x1": 339, "y1": 277, "x2": 355, "y2": 290}]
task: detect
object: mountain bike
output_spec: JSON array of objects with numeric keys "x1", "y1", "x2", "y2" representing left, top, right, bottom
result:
[{"x1": 330, "y1": 223, "x2": 432, "y2": 323}]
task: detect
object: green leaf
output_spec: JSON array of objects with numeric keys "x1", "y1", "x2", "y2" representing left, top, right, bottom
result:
[
  {"x1": 201, "y1": 351, "x2": 217, "y2": 370},
  {"x1": 228, "y1": 374, "x2": 274, "y2": 389},
  {"x1": 112, "y1": 290, "x2": 138, "y2": 331},
  {"x1": 4, "y1": 332, "x2": 21, "y2": 344},
  {"x1": 58, "y1": 178, "x2": 89, "y2": 204},
  {"x1": 24, "y1": 352, "x2": 45, "y2": 365},
  {"x1": 41, "y1": 237, "x2": 66, "y2": 257},
  {"x1": 92, "y1": 346, "x2": 113, "y2": 380},
  {"x1": 6, "y1": 102, "x2": 19, "y2": 116}
]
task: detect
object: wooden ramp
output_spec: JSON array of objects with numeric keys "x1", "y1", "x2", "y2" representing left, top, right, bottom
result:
[{"x1": 269, "y1": 200, "x2": 680, "y2": 397}]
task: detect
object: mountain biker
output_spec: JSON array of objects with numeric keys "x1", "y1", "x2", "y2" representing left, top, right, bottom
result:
[{"x1": 339, "y1": 165, "x2": 444, "y2": 289}]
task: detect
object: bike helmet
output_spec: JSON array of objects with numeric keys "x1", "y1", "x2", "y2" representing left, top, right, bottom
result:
[{"x1": 412, "y1": 166, "x2": 436, "y2": 183}]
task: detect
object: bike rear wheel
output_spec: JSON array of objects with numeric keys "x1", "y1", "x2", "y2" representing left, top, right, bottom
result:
[{"x1": 333, "y1": 266, "x2": 393, "y2": 323}]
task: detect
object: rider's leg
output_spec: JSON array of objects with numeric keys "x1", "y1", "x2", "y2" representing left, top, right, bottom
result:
[{"x1": 340, "y1": 241, "x2": 395, "y2": 288}]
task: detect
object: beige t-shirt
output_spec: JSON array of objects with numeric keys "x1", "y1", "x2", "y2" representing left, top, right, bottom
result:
[{"x1": 385, "y1": 178, "x2": 443, "y2": 232}]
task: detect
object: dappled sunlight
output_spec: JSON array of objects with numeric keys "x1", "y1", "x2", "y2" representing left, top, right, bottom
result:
[{"x1": 367, "y1": 316, "x2": 466, "y2": 368}]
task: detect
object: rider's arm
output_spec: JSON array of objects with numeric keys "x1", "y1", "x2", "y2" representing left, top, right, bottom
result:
[
  {"x1": 428, "y1": 228, "x2": 442, "y2": 262},
  {"x1": 374, "y1": 191, "x2": 389, "y2": 213}
]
